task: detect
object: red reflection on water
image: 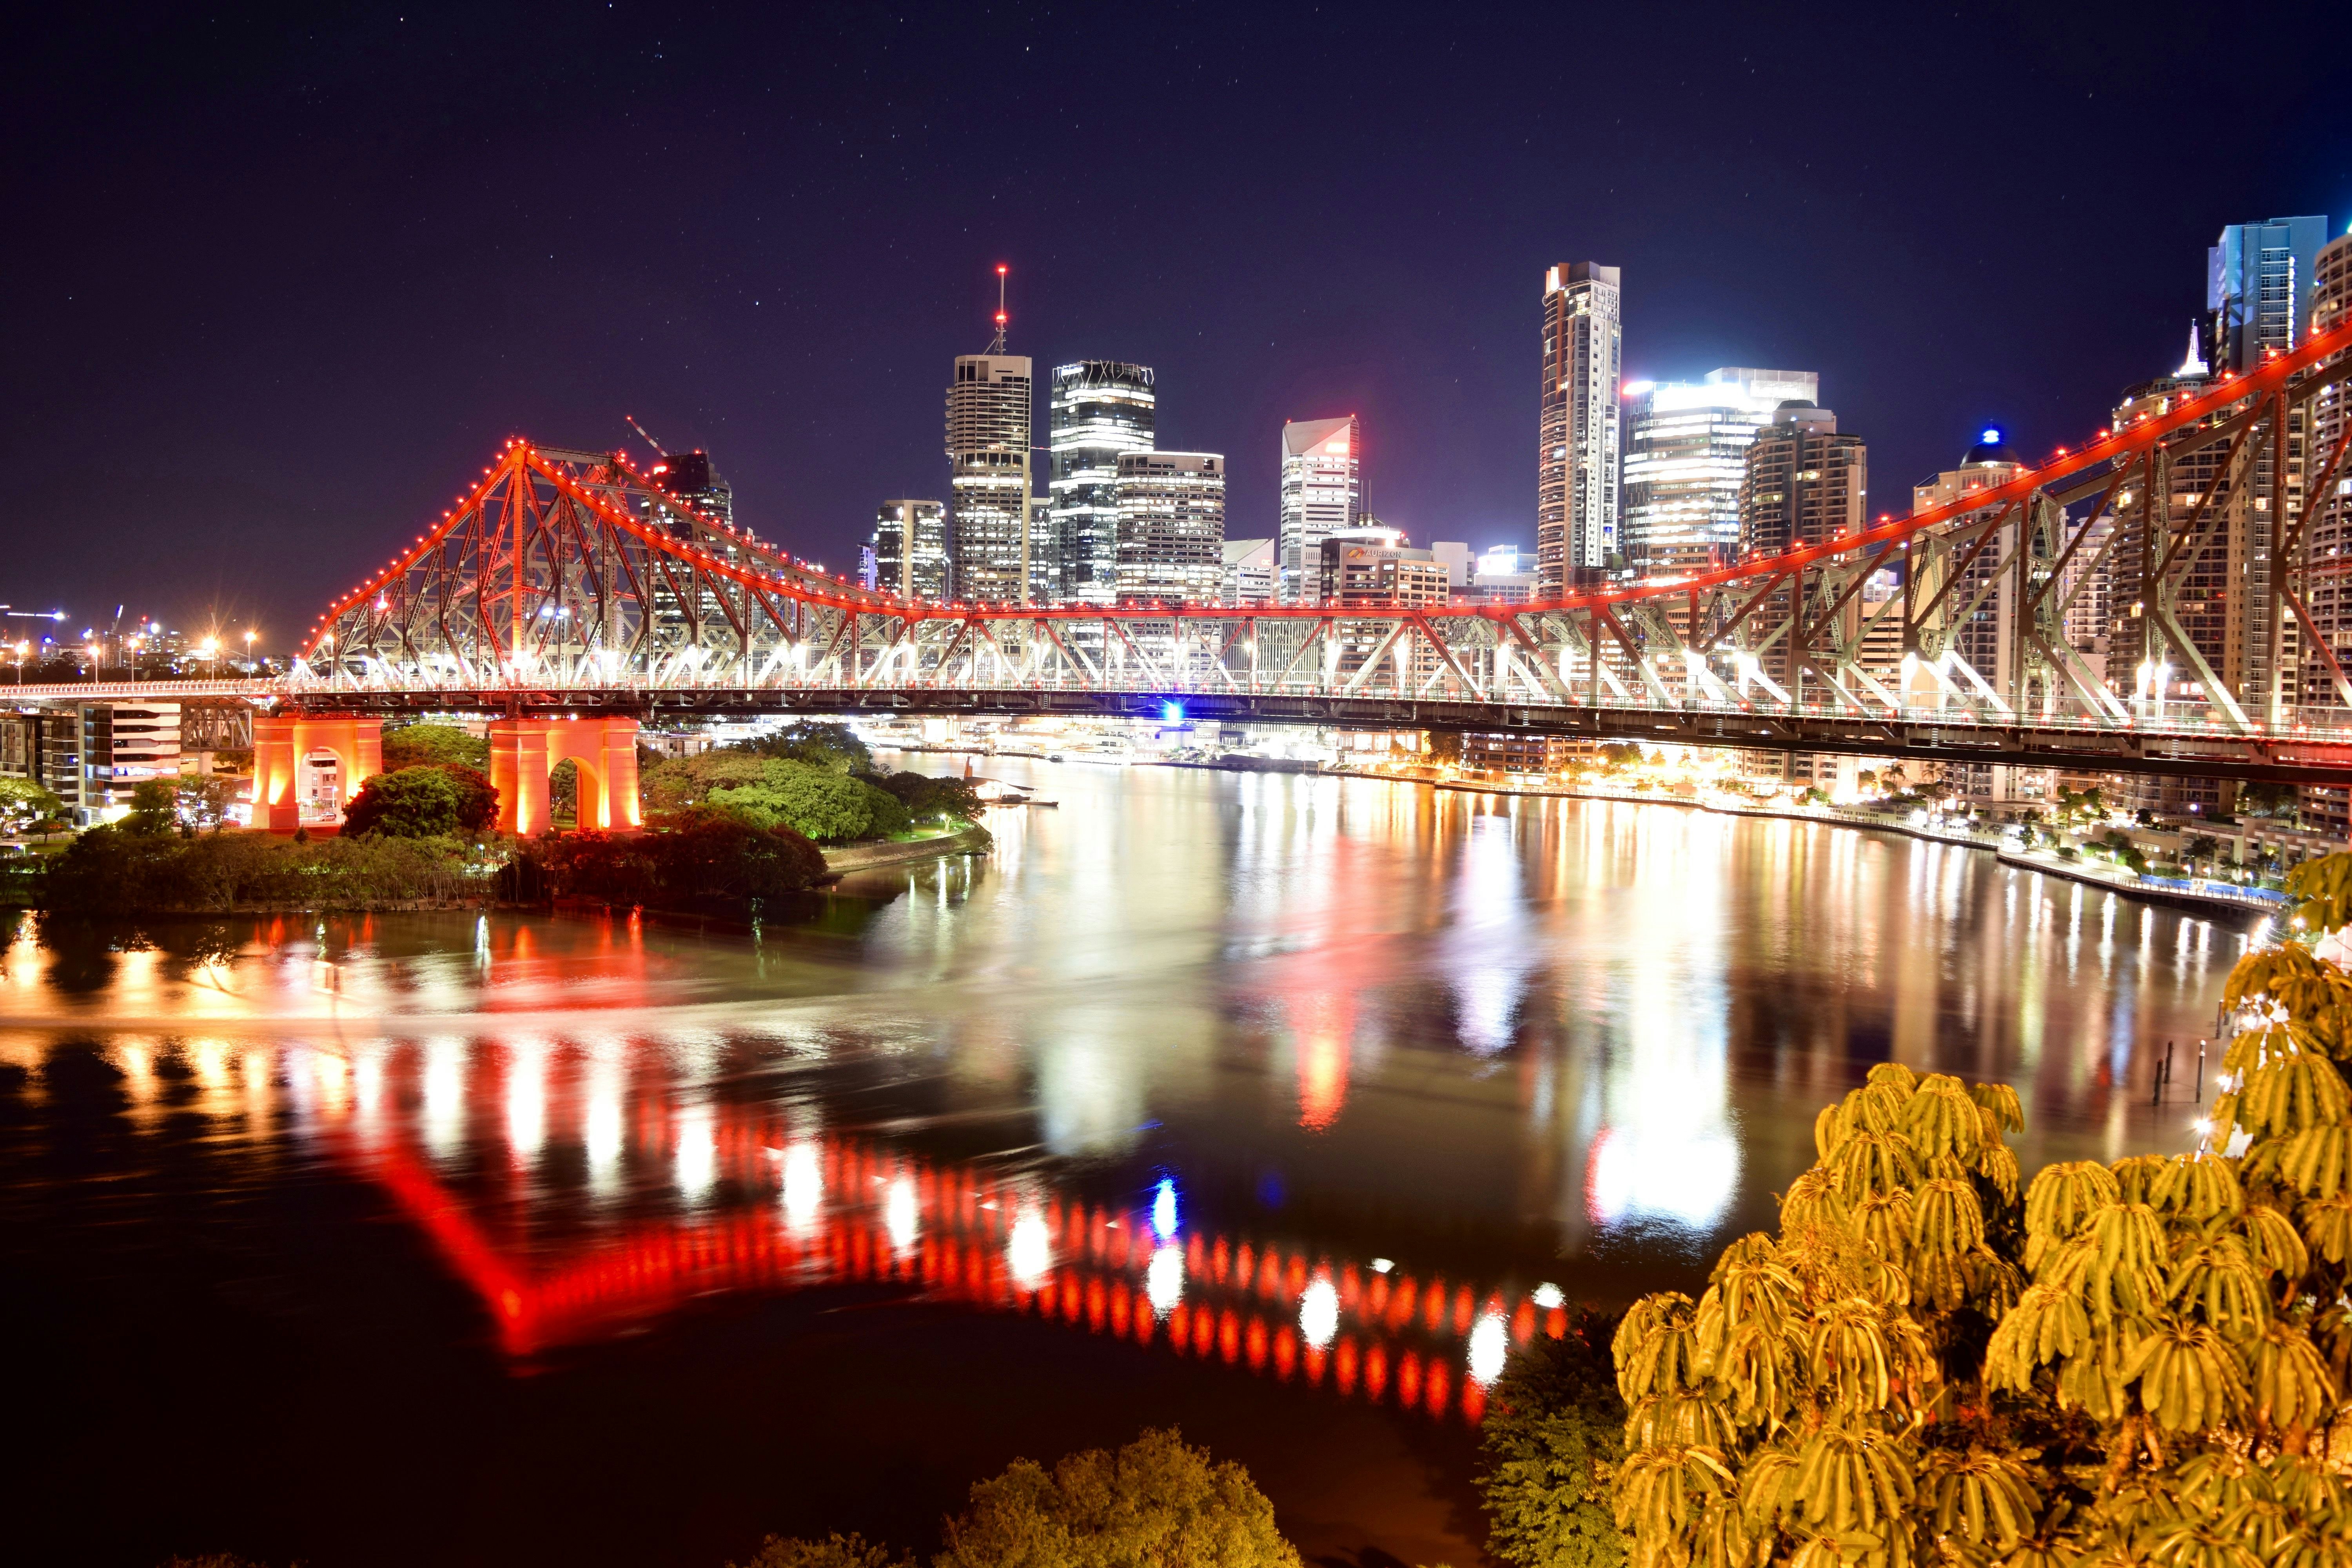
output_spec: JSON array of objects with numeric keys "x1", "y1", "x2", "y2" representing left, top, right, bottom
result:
[{"x1": 332, "y1": 1081, "x2": 1564, "y2": 1425}]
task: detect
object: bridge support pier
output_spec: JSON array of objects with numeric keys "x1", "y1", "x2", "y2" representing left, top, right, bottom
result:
[
  {"x1": 252, "y1": 714, "x2": 383, "y2": 833},
  {"x1": 488, "y1": 715, "x2": 641, "y2": 837}
]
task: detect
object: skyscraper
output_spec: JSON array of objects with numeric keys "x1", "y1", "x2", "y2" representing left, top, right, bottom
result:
[
  {"x1": 946, "y1": 353, "x2": 1033, "y2": 603},
  {"x1": 1113, "y1": 452, "x2": 1225, "y2": 602},
  {"x1": 1739, "y1": 403, "x2": 1866, "y2": 696},
  {"x1": 1538, "y1": 262, "x2": 1622, "y2": 595},
  {"x1": 648, "y1": 450, "x2": 735, "y2": 531},
  {"x1": 871, "y1": 499, "x2": 949, "y2": 601},
  {"x1": 1622, "y1": 368, "x2": 1820, "y2": 580},
  {"x1": 1278, "y1": 416, "x2": 1362, "y2": 603},
  {"x1": 2208, "y1": 216, "x2": 2329, "y2": 372},
  {"x1": 1049, "y1": 362, "x2": 1156, "y2": 606}
]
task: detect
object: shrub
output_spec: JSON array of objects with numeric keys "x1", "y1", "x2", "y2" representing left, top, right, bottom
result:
[
  {"x1": 728, "y1": 1534, "x2": 908, "y2": 1568},
  {"x1": 706, "y1": 761, "x2": 877, "y2": 843},
  {"x1": 39, "y1": 826, "x2": 482, "y2": 913},
  {"x1": 937, "y1": 1428, "x2": 1298, "y2": 1568},
  {"x1": 535, "y1": 808, "x2": 826, "y2": 906},
  {"x1": 723, "y1": 720, "x2": 871, "y2": 774}
]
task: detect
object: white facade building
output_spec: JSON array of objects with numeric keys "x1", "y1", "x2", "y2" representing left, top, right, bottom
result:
[
  {"x1": 1539, "y1": 262, "x2": 1622, "y2": 593},
  {"x1": 1278, "y1": 415, "x2": 1362, "y2": 603},
  {"x1": 1113, "y1": 451, "x2": 1225, "y2": 603},
  {"x1": 1049, "y1": 361, "x2": 1156, "y2": 605},
  {"x1": 947, "y1": 353, "x2": 1034, "y2": 603},
  {"x1": 1623, "y1": 368, "x2": 1820, "y2": 580},
  {"x1": 1222, "y1": 538, "x2": 1276, "y2": 606}
]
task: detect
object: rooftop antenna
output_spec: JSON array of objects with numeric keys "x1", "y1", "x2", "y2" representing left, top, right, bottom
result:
[
  {"x1": 987, "y1": 264, "x2": 1009, "y2": 354},
  {"x1": 624, "y1": 414, "x2": 669, "y2": 460}
]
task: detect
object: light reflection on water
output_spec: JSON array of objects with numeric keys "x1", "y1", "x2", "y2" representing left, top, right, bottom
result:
[{"x1": 0, "y1": 763, "x2": 2247, "y2": 1413}]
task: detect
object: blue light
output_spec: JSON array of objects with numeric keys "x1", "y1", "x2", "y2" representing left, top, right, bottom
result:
[
  {"x1": 1151, "y1": 1177, "x2": 1178, "y2": 1239},
  {"x1": 1979, "y1": 426, "x2": 2003, "y2": 446},
  {"x1": 1161, "y1": 700, "x2": 1184, "y2": 725}
]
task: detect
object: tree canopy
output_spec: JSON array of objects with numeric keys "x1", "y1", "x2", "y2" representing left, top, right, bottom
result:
[
  {"x1": 936, "y1": 1428, "x2": 1298, "y2": 1568},
  {"x1": 1610, "y1": 850, "x2": 2352, "y2": 1568},
  {"x1": 706, "y1": 762, "x2": 892, "y2": 843},
  {"x1": 534, "y1": 807, "x2": 827, "y2": 906},
  {"x1": 0, "y1": 776, "x2": 64, "y2": 829},
  {"x1": 380, "y1": 720, "x2": 490, "y2": 772},
  {"x1": 723, "y1": 720, "x2": 873, "y2": 774},
  {"x1": 1481, "y1": 1308, "x2": 1629, "y2": 1568},
  {"x1": 343, "y1": 764, "x2": 497, "y2": 838}
]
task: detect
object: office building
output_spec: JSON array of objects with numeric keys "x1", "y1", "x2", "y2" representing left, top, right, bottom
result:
[
  {"x1": 1278, "y1": 416, "x2": 1363, "y2": 603},
  {"x1": 1317, "y1": 527, "x2": 1448, "y2": 608},
  {"x1": 2208, "y1": 216, "x2": 2330, "y2": 372},
  {"x1": 1538, "y1": 262, "x2": 1622, "y2": 594},
  {"x1": 1429, "y1": 541, "x2": 1473, "y2": 589},
  {"x1": 1049, "y1": 362, "x2": 1157, "y2": 605},
  {"x1": 870, "y1": 499, "x2": 949, "y2": 601},
  {"x1": 1623, "y1": 368, "x2": 1820, "y2": 580},
  {"x1": 1113, "y1": 451, "x2": 1225, "y2": 602},
  {"x1": 1477, "y1": 544, "x2": 1525, "y2": 578},
  {"x1": 1222, "y1": 538, "x2": 1276, "y2": 607},
  {"x1": 947, "y1": 353, "x2": 1034, "y2": 603},
  {"x1": 2296, "y1": 229, "x2": 2352, "y2": 834}
]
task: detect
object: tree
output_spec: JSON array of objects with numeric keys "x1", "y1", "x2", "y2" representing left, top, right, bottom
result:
[
  {"x1": 175, "y1": 775, "x2": 238, "y2": 831},
  {"x1": 936, "y1": 1428, "x2": 1299, "y2": 1568},
  {"x1": 123, "y1": 778, "x2": 180, "y2": 835},
  {"x1": 731, "y1": 1534, "x2": 910, "y2": 1568},
  {"x1": 345, "y1": 767, "x2": 466, "y2": 837},
  {"x1": 868, "y1": 771, "x2": 985, "y2": 824},
  {"x1": 1481, "y1": 1308, "x2": 1630, "y2": 1568},
  {"x1": 708, "y1": 760, "x2": 877, "y2": 843},
  {"x1": 380, "y1": 720, "x2": 490, "y2": 772},
  {"x1": 550, "y1": 757, "x2": 579, "y2": 822},
  {"x1": 0, "y1": 776, "x2": 62, "y2": 831},
  {"x1": 726, "y1": 721, "x2": 872, "y2": 774},
  {"x1": 1612, "y1": 853, "x2": 2352, "y2": 1568}
]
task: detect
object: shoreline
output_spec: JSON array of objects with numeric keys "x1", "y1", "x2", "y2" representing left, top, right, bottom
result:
[
  {"x1": 1413, "y1": 775, "x2": 2284, "y2": 920},
  {"x1": 820, "y1": 823, "x2": 993, "y2": 875}
]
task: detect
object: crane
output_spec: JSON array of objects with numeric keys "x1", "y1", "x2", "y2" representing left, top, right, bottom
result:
[{"x1": 624, "y1": 415, "x2": 668, "y2": 460}]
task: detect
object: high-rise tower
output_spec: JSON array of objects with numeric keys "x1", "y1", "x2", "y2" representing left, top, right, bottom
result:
[
  {"x1": 2209, "y1": 216, "x2": 2329, "y2": 372},
  {"x1": 1277, "y1": 415, "x2": 1361, "y2": 603},
  {"x1": 946, "y1": 268, "x2": 1033, "y2": 603},
  {"x1": 1539, "y1": 262, "x2": 1622, "y2": 595},
  {"x1": 1049, "y1": 361, "x2": 1157, "y2": 605}
]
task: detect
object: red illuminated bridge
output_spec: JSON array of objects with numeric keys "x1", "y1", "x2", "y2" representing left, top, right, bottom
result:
[{"x1": 22, "y1": 315, "x2": 2352, "y2": 828}]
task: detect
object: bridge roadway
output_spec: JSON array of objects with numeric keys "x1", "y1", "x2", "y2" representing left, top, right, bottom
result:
[{"x1": 22, "y1": 678, "x2": 2352, "y2": 785}]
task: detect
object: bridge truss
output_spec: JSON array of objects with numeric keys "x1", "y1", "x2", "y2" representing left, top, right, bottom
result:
[{"x1": 38, "y1": 319, "x2": 2352, "y2": 783}]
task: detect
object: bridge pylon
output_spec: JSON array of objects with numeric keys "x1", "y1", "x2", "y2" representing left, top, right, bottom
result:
[
  {"x1": 488, "y1": 715, "x2": 641, "y2": 837},
  {"x1": 253, "y1": 715, "x2": 383, "y2": 833}
]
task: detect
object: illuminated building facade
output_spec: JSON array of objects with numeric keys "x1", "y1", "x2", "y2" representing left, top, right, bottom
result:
[
  {"x1": 947, "y1": 354, "x2": 1035, "y2": 603},
  {"x1": 1623, "y1": 368, "x2": 1819, "y2": 580},
  {"x1": 870, "y1": 499, "x2": 949, "y2": 601},
  {"x1": 2296, "y1": 230, "x2": 2352, "y2": 834},
  {"x1": 1221, "y1": 538, "x2": 1275, "y2": 606},
  {"x1": 1316, "y1": 527, "x2": 1447, "y2": 607},
  {"x1": 1112, "y1": 451, "x2": 1224, "y2": 602},
  {"x1": 1278, "y1": 416, "x2": 1362, "y2": 603},
  {"x1": 648, "y1": 450, "x2": 735, "y2": 531},
  {"x1": 1538, "y1": 262, "x2": 1622, "y2": 594},
  {"x1": 1739, "y1": 403, "x2": 1866, "y2": 695},
  {"x1": 1050, "y1": 362, "x2": 1157, "y2": 605},
  {"x1": 2208, "y1": 216, "x2": 2328, "y2": 372}
]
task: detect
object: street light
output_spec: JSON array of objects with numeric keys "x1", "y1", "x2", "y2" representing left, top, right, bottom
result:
[{"x1": 200, "y1": 636, "x2": 219, "y2": 678}]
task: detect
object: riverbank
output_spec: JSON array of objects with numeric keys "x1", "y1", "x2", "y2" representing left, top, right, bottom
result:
[{"x1": 1427, "y1": 776, "x2": 2284, "y2": 919}]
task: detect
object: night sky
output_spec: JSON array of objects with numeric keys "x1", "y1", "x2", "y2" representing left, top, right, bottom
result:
[{"x1": 6, "y1": 2, "x2": 2347, "y2": 652}]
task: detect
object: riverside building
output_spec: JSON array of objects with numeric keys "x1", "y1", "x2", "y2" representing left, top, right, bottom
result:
[
  {"x1": 1738, "y1": 402, "x2": 1866, "y2": 697},
  {"x1": 1113, "y1": 451, "x2": 1225, "y2": 602},
  {"x1": 1538, "y1": 261, "x2": 1622, "y2": 594},
  {"x1": 1049, "y1": 361, "x2": 1157, "y2": 605},
  {"x1": 1622, "y1": 368, "x2": 1820, "y2": 581},
  {"x1": 1278, "y1": 416, "x2": 1363, "y2": 603}
]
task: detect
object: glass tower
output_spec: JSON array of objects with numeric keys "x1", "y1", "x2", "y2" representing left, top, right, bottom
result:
[
  {"x1": 1049, "y1": 361, "x2": 1157, "y2": 606},
  {"x1": 1538, "y1": 262, "x2": 1622, "y2": 595},
  {"x1": 1622, "y1": 368, "x2": 1819, "y2": 580},
  {"x1": 946, "y1": 354, "x2": 1033, "y2": 603}
]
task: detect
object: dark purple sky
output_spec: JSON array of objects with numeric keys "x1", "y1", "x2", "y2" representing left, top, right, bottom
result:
[{"x1": 5, "y1": 2, "x2": 2346, "y2": 652}]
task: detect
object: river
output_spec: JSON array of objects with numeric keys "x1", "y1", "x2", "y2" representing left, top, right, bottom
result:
[{"x1": 0, "y1": 758, "x2": 2249, "y2": 1568}]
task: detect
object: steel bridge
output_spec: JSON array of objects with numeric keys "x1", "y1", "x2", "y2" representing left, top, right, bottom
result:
[{"x1": 18, "y1": 316, "x2": 2352, "y2": 787}]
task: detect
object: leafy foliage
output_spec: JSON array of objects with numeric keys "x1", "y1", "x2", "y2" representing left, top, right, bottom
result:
[
  {"x1": 1481, "y1": 1306, "x2": 1630, "y2": 1568},
  {"x1": 935, "y1": 1428, "x2": 1299, "y2": 1568},
  {"x1": 342, "y1": 764, "x2": 497, "y2": 838},
  {"x1": 39, "y1": 826, "x2": 488, "y2": 912},
  {"x1": 730, "y1": 1533, "x2": 911, "y2": 1568},
  {"x1": 379, "y1": 720, "x2": 490, "y2": 772},
  {"x1": 532, "y1": 807, "x2": 826, "y2": 906},
  {"x1": 708, "y1": 762, "x2": 884, "y2": 843},
  {"x1": 864, "y1": 770, "x2": 985, "y2": 824},
  {"x1": 124, "y1": 778, "x2": 181, "y2": 835},
  {"x1": 722, "y1": 720, "x2": 873, "y2": 774},
  {"x1": 0, "y1": 775, "x2": 64, "y2": 829},
  {"x1": 1614, "y1": 853, "x2": 2352, "y2": 1568},
  {"x1": 644, "y1": 751, "x2": 976, "y2": 843}
]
